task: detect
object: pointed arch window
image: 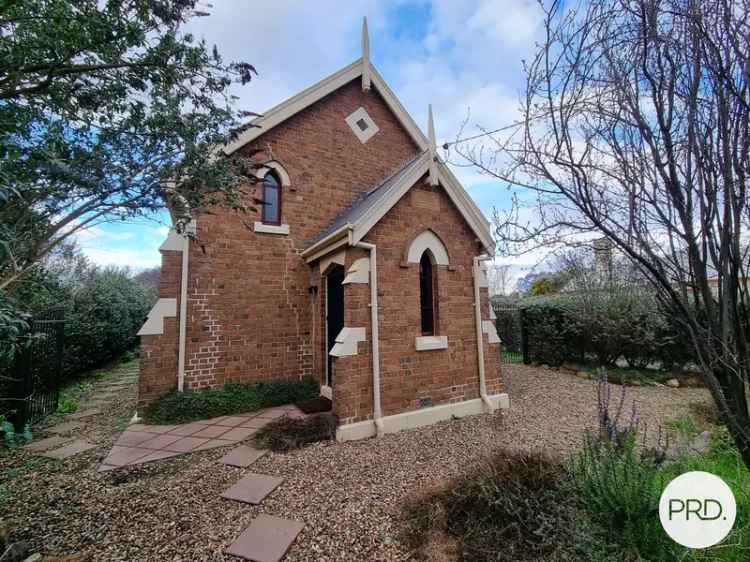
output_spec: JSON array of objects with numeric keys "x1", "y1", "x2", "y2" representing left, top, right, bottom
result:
[
  {"x1": 262, "y1": 171, "x2": 281, "y2": 225},
  {"x1": 419, "y1": 251, "x2": 438, "y2": 335}
]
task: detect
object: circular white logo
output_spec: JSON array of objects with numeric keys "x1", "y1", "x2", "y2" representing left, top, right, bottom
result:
[{"x1": 659, "y1": 471, "x2": 736, "y2": 549}]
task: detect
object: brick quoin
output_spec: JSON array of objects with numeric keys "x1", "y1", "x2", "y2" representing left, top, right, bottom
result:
[{"x1": 138, "y1": 76, "x2": 503, "y2": 425}]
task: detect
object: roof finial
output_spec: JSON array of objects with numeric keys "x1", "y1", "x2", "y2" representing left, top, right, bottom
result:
[
  {"x1": 362, "y1": 17, "x2": 371, "y2": 91},
  {"x1": 428, "y1": 104, "x2": 438, "y2": 185}
]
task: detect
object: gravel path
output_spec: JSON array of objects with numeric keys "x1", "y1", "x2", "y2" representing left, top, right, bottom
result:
[{"x1": 1, "y1": 363, "x2": 710, "y2": 561}]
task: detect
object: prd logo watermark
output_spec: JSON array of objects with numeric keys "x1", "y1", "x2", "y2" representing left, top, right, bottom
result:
[{"x1": 659, "y1": 471, "x2": 737, "y2": 549}]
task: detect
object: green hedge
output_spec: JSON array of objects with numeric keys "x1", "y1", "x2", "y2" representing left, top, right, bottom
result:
[
  {"x1": 143, "y1": 377, "x2": 320, "y2": 424},
  {"x1": 519, "y1": 292, "x2": 693, "y2": 369}
]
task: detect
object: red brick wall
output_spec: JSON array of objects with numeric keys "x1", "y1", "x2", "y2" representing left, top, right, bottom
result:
[
  {"x1": 139, "y1": 78, "x2": 420, "y2": 404},
  {"x1": 138, "y1": 249, "x2": 181, "y2": 407},
  {"x1": 331, "y1": 176, "x2": 503, "y2": 424}
]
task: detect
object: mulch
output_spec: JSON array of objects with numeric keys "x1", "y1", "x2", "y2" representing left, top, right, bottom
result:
[{"x1": 294, "y1": 396, "x2": 332, "y2": 414}]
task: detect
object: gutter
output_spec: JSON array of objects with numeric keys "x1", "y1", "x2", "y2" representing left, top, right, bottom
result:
[
  {"x1": 354, "y1": 240, "x2": 384, "y2": 436},
  {"x1": 473, "y1": 255, "x2": 495, "y2": 413}
]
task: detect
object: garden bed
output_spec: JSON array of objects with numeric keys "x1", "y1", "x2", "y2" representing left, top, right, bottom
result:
[{"x1": 0, "y1": 363, "x2": 714, "y2": 561}]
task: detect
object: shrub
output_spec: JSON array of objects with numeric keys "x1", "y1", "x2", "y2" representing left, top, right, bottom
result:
[
  {"x1": 402, "y1": 450, "x2": 575, "y2": 562},
  {"x1": 62, "y1": 267, "x2": 153, "y2": 376},
  {"x1": 143, "y1": 376, "x2": 319, "y2": 424},
  {"x1": 254, "y1": 413, "x2": 338, "y2": 452}
]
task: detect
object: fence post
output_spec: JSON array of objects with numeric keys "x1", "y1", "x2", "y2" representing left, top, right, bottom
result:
[{"x1": 520, "y1": 308, "x2": 530, "y2": 364}]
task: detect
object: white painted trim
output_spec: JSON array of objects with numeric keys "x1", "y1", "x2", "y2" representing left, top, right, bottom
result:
[
  {"x1": 477, "y1": 265, "x2": 489, "y2": 288},
  {"x1": 137, "y1": 298, "x2": 177, "y2": 336},
  {"x1": 427, "y1": 104, "x2": 438, "y2": 186},
  {"x1": 415, "y1": 335, "x2": 448, "y2": 351},
  {"x1": 302, "y1": 225, "x2": 352, "y2": 262},
  {"x1": 489, "y1": 305, "x2": 497, "y2": 320},
  {"x1": 336, "y1": 394, "x2": 510, "y2": 441},
  {"x1": 406, "y1": 230, "x2": 450, "y2": 265},
  {"x1": 255, "y1": 161, "x2": 291, "y2": 187},
  {"x1": 253, "y1": 221, "x2": 290, "y2": 235},
  {"x1": 320, "y1": 250, "x2": 346, "y2": 274},
  {"x1": 159, "y1": 229, "x2": 184, "y2": 252},
  {"x1": 473, "y1": 256, "x2": 495, "y2": 412},
  {"x1": 330, "y1": 327, "x2": 366, "y2": 357},
  {"x1": 342, "y1": 257, "x2": 369, "y2": 284},
  {"x1": 320, "y1": 385, "x2": 333, "y2": 400},
  {"x1": 361, "y1": 18, "x2": 371, "y2": 91},
  {"x1": 483, "y1": 320, "x2": 501, "y2": 344},
  {"x1": 345, "y1": 107, "x2": 380, "y2": 144}
]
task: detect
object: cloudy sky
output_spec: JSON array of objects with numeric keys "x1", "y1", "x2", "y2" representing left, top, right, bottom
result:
[{"x1": 78, "y1": 0, "x2": 545, "y2": 284}]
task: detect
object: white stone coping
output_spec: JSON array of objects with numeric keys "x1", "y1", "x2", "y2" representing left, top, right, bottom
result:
[
  {"x1": 415, "y1": 335, "x2": 448, "y2": 351},
  {"x1": 253, "y1": 222, "x2": 290, "y2": 235},
  {"x1": 342, "y1": 257, "x2": 369, "y2": 284},
  {"x1": 336, "y1": 394, "x2": 510, "y2": 441},
  {"x1": 330, "y1": 327, "x2": 366, "y2": 357},
  {"x1": 482, "y1": 320, "x2": 501, "y2": 344},
  {"x1": 137, "y1": 298, "x2": 177, "y2": 336},
  {"x1": 345, "y1": 107, "x2": 380, "y2": 144}
]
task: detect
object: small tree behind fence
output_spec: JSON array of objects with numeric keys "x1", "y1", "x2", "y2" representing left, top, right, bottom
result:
[{"x1": 2, "y1": 307, "x2": 65, "y2": 428}]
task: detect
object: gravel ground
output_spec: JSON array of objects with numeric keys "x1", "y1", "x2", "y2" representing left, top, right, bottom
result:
[{"x1": 1, "y1": 362, "x2": 710, "y2": 561}]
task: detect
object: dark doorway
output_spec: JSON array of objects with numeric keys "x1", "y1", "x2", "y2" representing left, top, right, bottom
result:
[{"x1": 326, "y1": 265, "x2": 345, "y2": 386}]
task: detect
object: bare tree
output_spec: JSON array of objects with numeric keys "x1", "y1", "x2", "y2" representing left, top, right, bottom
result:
[
  {"x1": 456, "y1": 0, "x2": 750, "y2": 466},
  {"x1": 487, "y1": 264, "x2": 515, "y2": 295}
]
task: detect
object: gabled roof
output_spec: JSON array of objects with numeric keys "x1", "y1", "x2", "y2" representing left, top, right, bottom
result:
[
  {"x1": 302, "y1": 152, "x2": 495, "y2": 261},
  {"x1": 222, "y1": 59, "x2": 428, "y2": 155}
]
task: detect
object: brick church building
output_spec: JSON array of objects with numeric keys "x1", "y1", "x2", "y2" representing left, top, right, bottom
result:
[{"x1": 137, "y1": 20, "x2": 506, "y2": 440}]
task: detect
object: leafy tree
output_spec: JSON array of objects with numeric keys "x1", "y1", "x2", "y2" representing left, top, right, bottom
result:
[
  {"x1": 459, "y1": 0, "x2": 750, "y2": 466},
  {"x1": 529, "y1": 276, "x2": 555, "y2": 296},
  {"x1": 1, "y1": 0, "x2": 261, "y2": 290}
]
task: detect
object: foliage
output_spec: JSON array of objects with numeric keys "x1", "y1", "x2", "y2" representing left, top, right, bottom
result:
[
  {"x1": 529, "y1": 276, "x2": 555, "y2": 296},
  {"x1": 254, "y1": 413, "x2": 338, "y2": 452},
  {"x1": 0, "y1": 0, "x2": 260, "y2": 290},
  {"x1": 144, "y1": 377, "x2": 319, "y2": 424},
  {"x1": 62, "y1": 266, "x2": 152, "y2": 375},
  {"x1": 56, "y1": 380, "x2": 94, "y2": 415},
  {"x1": 519, "y1": 292, "x2": 692, "y2": 370},
  {"x1": 402, "y1": 450, "x2": 575, "y2": 562},
  {"x1": 1, "y1": 420, "x2": 32, "y2": 449}
]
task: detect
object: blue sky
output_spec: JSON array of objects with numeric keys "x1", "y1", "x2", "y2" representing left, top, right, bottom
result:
[{"x1": 78, "y1": 0, "x2": 543, "y2": 275}]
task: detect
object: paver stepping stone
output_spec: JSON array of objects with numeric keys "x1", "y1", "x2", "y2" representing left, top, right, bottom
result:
[
  {"x1": 240, "y1": 417, "x2": 272, "y2": 429},
  {"x1": 101, "y1": 445, "x2": 152, "y2": 466},
  {"x1": 45, "y1": 421, "x2": 85, "y2": 434},
  {"x1": 23, "y1": 435, "x2": 73, "y2": 452},
  {"x1": 221, "y1": 473, "x2": 284, "y2": 505},
  {"x1": 67, "y1": 408, "x2": 101, "y2": 420},
  {"x1": 221, "y1": 427, "x2": 258, "y2": 442},
  {"x1": 41, "y1": 440, "x2": 97, "y2": 459},
  {"x1": 226, "y1": 514, "x2": 303, "y2": 562},
  {"x1": 220, "y1": 445, "x2": 268, "y2": 468}
]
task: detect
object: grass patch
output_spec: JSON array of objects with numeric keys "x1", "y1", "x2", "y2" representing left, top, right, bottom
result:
[
  {"x1": 402, "y1": 450, "x2": 576, "y2": 562},
  {"x1": 56, "y1": 380, "x2": 94, "y2": 415},
  {"x1": 144, "y1": 377, "x2": 319, "y2": 424},
  {"x1": 254, "y1": 413, "x2": 338, "y2": 452},
  {"x1": 580, "y1": 364, "x2": 673, "y2": 386}
]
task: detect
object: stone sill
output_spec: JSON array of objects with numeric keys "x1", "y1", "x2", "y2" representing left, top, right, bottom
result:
[
  {"x1": 415, "y1": 335, "x2": 448, "y2": 351},
  {"x1": 253, "y1": 222, "x2": 290, "y2": 235}
]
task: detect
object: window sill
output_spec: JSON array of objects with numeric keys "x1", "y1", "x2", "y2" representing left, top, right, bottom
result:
[
  {"x1": 253, "y1": 222, "x2": 290, "y2": 235},
  {"x1": 415, "y1": 335, "x2": 448, "y2": 351}
]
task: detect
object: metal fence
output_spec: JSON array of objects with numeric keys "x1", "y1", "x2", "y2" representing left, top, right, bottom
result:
[
  {"x1": 6, "y1": 307, "x2": 65, "y2": 428},
  {"x1": 494, "y1": 305, "x2": 527, "y2": 364}
]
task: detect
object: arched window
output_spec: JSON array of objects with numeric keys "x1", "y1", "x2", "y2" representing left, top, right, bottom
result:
[
  {"x1": 419, "y1": 251, "x2": 438, "y2": 335},
  {"x1": 262, "y1": 171, "x2": 281, "y2": 225}
]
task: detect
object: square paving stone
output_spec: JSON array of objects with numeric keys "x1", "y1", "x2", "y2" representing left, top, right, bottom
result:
[
  {"x1": 116, "y1": 431, "x2": 157, "y2": 447},
  {"x1": 136, "y1": 449, "x2": 182, "y2": 464},
  {"x1": 163, "y1": 436, "x2": 209, "y2": 453},
  {"x1": 215, "y1": 416, "x2": 248, "y2": 427},
  {"x1": 240, "y1": 417, "x2": 272, "y2": 429},
  {"x1": 193, "y1": 439, "x2": 235, "y2": 452},
  {"x1": 221, "y1": 473, "x2": 284, "y2": 505},
  {"x1": 139, "y1": 433, "x2": 183, "y2": 450},
  {"x1": 23, "y1": 435, "x2": 73, "y2": 452},
  {"x1": 226, "y1": 514, "x2": 303, "y2": 562},
  {"x1": 221, "y1": 427, "x2": 258, "y2": 442},
  {"x1": 168, "y1": 422, "x2": 210, "y2": 436},
  {"x1": 45, "y1": 421, "x2": 85, "y2": 434},
  {"x1": 220, "y1": 445, "x2": 268, "y2": 468},
  {"x1": 102, "y1": 446, "x2": 151, "y2": 466},
  {"x1": 67, "y1": 408, "x2": 101, "y2": 420},
  {"x1": 41, "y1": 440, "x2": 97, "y2": 459},
  {"x1": 192, "y1": 425, "x2": 232, "y2": 439}
]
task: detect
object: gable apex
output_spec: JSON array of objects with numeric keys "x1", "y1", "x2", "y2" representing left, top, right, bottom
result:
[{"x1": 222, "y1": 59, "x2": 428, "y2": 155}]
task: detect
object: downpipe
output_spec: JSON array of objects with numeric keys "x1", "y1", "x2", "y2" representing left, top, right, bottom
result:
[
  {"x1": 354, "y1": 240, "x2": 384, "y2": 436},
  {"x1": 473, "y1": 255, "x2": 495, "y2": 413}
]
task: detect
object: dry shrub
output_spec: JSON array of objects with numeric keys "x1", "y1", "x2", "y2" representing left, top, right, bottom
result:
[
  {"x1": 401, "y1": 450, "x2": 574, "y2": 562},
  {"x1": 254, "y1": 413, "x2": 338, "y2": 452},
  {"x1": 689, "y1": 400, "x2": 721, "y2": 426}
]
